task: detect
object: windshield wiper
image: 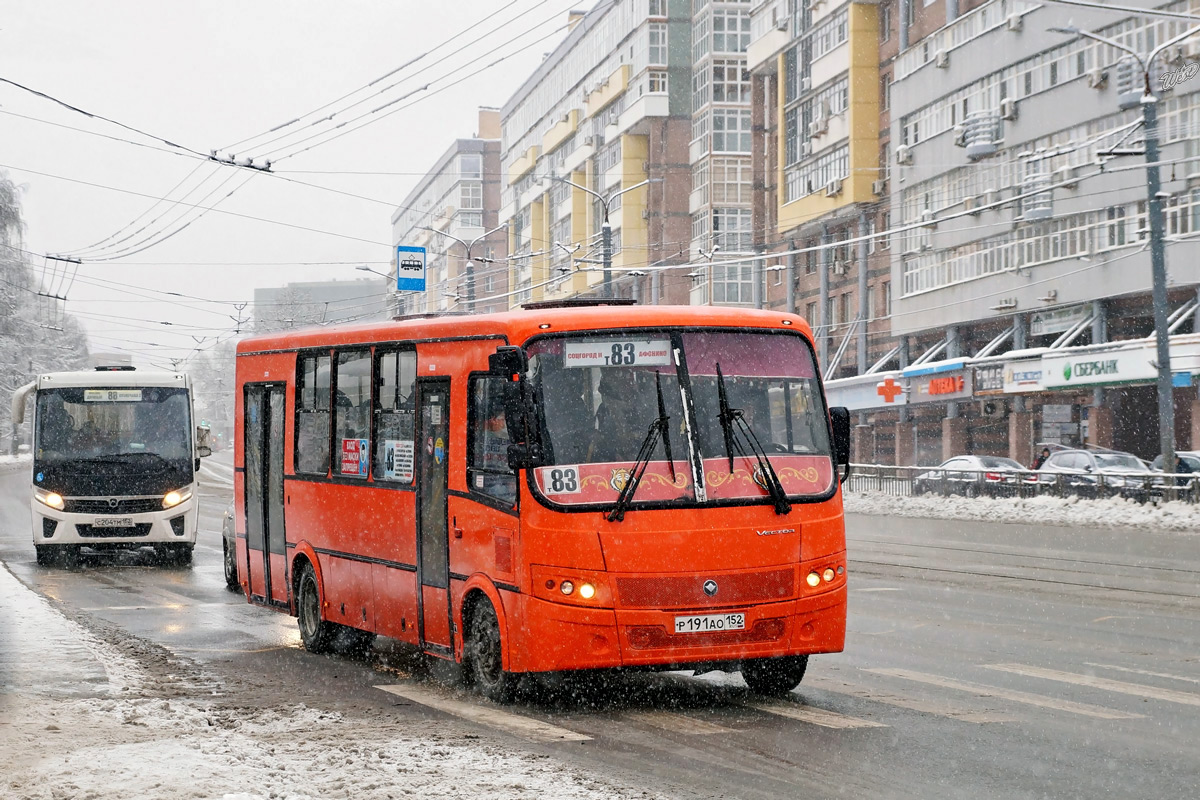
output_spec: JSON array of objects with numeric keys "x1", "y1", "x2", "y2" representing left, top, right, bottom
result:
[
  {"x1": 715, "y1": 364, "x2": 792, "y2": 515},
  {"x1": 607, "y1": 371, "x2": 675, "y2": 523}
]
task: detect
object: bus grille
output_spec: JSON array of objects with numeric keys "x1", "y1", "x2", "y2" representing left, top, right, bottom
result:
[
  {"x1": 64, "y1": 498, "x2": 163, "y2": 515},
  {"x1": 76, "y1": 523, "x2": 153, "y2": 538},
  {"x1": 616, "y1": 568, "x2": 795, "y2": 609},
  {"x1": 626, "y1": 617, "x2": 787, "y2": 650}
]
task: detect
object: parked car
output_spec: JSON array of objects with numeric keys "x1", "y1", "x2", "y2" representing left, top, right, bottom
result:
[
  {"x1": 1149, "y1": 451, "x2": 1200, "y2": 496},
  {"x1": 222, "y1": 502, "x2": 239, "y2": 590},
  {"x1": 1037, "y1": 449, "x2": 1160, "y2": 501},
  {"x1": 913, "y1": 455, "x2": 1027, "y2": 497}
]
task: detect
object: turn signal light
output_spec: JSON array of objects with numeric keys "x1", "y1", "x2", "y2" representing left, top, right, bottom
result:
[
  {"x1": 560, "y1": 580, "x2": 575, "y2": 596},
  {"x1": 823, "y1": 568, "x2": 836, "y2": 583}
]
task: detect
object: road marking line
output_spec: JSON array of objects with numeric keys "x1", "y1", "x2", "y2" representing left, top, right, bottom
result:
[
  {"x1": 864, "y1": 668, "x2": 1143, "y2": 719},
  {"x1": 375, "y1": 684, "x2": 591, "y2": 743},
  {"x1": 748, "y1": 700, "x2": 887, "y2": 729},
  {"x1": 805, "y1": 676, "x2": 1014, "y2": 723},
  {"x1": 624, "y1": 710, "x2": 736, "y2": 735},
  {"x1": 986, "y1": 664, "x2": 1200, "y2": 707},
  {"x1": 852, "y1": 587, "x2": 902, "y2": 592},
  {"x1": 1084, "y1": 662, "x2": 1200, "y2": 685}
]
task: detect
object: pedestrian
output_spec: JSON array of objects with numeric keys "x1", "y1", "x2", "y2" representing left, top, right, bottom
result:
[{"x1": 1030, "y1": 447, "x2": 1050, "y2": 470}]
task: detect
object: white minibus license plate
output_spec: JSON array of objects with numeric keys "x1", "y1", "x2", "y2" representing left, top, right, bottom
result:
[
  {"x1": 674, "y1": 613, "x2": 745, "y2": 634},
  {"x1": 94, "y1": 517, "x2": 134, "y2": 528}
]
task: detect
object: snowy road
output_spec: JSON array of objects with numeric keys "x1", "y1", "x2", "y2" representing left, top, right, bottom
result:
[{"x1": 1, "y1": 459, "x2": 1199, "y2": 799}]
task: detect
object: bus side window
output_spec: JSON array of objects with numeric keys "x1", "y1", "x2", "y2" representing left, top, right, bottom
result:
[
  {"x1": 296, "y1": 354, "x2": 331, "y2": 475},
  {"x1": 468, "y1": 375, "x2": 516, "y2": 505},
  {"x1": 374, "y1": 350, "x2": 417, "y2": 483},
  {"x1": 334, "y1": 350, "x2": 372, "y2": 478}
]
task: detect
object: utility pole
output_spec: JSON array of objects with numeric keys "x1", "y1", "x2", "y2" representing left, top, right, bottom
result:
[
  {"x1": 1050, "y1": 21, "x2": 1200, "y2": 475},
  {"x1": 421, "y1": 224, "x2": 507, "y2": 313}
]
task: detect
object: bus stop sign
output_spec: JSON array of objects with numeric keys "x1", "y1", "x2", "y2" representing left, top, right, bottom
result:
[{"x1": 396, "y1": 245, "x2": 427, "y2": 292}]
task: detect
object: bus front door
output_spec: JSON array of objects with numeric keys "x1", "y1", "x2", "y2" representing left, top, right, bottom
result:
[
  {"x1": 244, "y1": 384, "x2": 288, "y2": 608},
  {"x1": 415, "y1": 378, "x2": 452, "y2": 656}
]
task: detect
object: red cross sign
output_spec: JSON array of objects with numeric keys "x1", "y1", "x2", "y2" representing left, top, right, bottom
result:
[{"x1": 877, "y1": 377, "x2": 904, "y2": 403}]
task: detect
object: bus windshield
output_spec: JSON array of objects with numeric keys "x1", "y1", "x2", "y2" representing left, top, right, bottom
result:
[
  {"x1": 35, "y1": 387, "x2": 193, "y2": 466},
  {"x1": 526, "y1": 329, "x2": 835, "y2": 508}
]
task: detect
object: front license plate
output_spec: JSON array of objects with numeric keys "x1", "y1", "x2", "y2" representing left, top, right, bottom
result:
[
  {"x1": 674, "y1": 613, "x2": 745, "y2": 634},
  {"x1": 94, "y1": 517, "x2": 134, "y2": 528}
]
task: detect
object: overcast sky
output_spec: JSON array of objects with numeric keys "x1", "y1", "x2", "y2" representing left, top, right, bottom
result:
[{"x1": 0, "y1": 0, "x2": 576, "y2": 368}]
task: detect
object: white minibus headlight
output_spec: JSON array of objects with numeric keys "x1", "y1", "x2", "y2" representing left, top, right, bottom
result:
[
  {"x1": 163, "y1": 489, "x2": 192, "y2": 509},
  {"x1": 35, "y1": 488, "x2": 65, "y2": 511}
]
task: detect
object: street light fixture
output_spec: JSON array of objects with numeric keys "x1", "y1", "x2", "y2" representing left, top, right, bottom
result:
[
  {"x1": 544, "y1": 175, "x2": 659, "y2": 298},
  {"x1": 1049, "y1": 21, "x2": 1200, "y2": 476},
  {"x1": 421, "y1": 223, "x2": 507, "y2": 313},
  {"x1": 357, "y1": 264, "x2": 405, "y2": 317}
]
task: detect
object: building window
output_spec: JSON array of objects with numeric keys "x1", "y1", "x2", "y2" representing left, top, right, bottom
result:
[
  {"x1": 1105, "y1": 206, "x2": 1127, "y2": 248},
  {"x1": 867, "y1": 285, "x2": 876, "y2": 320},
  {"x1": 712, "y1": 109, "x2": 752, "y2": 152},
  {"x1": 649, "y1": 21, "x2": 668, "y2": 65},
  {"x1": 649, "y1": 0, "x2": 666, "y2": 16},
  {"x1": 880, "y1": 211, "x2": 890, "y2": 249},
  {"x1": 805, "y1": 240, "x2": 818, "y2": 274},
  {"x1": 460, "y1": 182, "x2": 483, "y2": 210},
  {"x1": 693, "y1": 66, "x2": 712, "y2": 112},
  {"x1": 881, "y1": 74, "x2": 891, "y2": 110},
  {"x1": 712, "y1": 262, "x2": 754, "y2": 304},
  {"x1": 648, "y1": 69, "x2": 668, "y2": 94},
  {"x1": 884, "y1": 282, "x2": 892, "y2": 316},
  {"x1": 334, "y1": 350, "x2": 372, "y2": 478},
  {"x1": 712, "y1": 9, "x2": 750, "y2": 53},
  {"x1": 806, "y1": 301, "x2": 818, "y2": 324},
  {"x1": 711, "y1": 157, "x2": 751, "y2": 204},
  {"x1": 712, "y1": 59, "x2": 750, "y2": 103},
  {"x1": 713, "y1": 208, "x2": 752, "y2": 251},
  {"x1": 374, "y1": 350, "x2": 416, "y2": 483},
  {"x1": 881, "y1": 2, "x2": 892, "y2": 44},
  {"x1": 460, "y1": 153, "x2": 482, "y2": 179},
  {"x1": 296, "y1": 354, "x2": 331, "y2": 475},
  {"x1": 598, "y1": 138, "x2": 622, "y2": 173},
  {"x1": 841, "y1": 292, "x2": 853, "y2": 326}
]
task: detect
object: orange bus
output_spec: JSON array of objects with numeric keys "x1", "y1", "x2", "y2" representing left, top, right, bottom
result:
[{"x1": 233, "y1": 302, "x2": 851, "y2": 700}]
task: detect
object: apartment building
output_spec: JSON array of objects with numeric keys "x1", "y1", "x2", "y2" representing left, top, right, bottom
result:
[
  {"x1": 499, "y1": 2, "x2": 694, "y2": 307},
  {"x1": 390, "y1": 108, "x2": 508, "y2": 316},
  {"x1": 833, "y1": 0, "x2": 1200, "y2": 465},
  {"x1": 747, "y1": 0, "x2": 889, "y2": 385}
]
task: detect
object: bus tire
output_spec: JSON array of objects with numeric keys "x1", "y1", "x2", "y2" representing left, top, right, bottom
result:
[
  {"x1": 297, "y1": 563, "x2": 337, "y2": 654},
  {"x1": 223, "y1": 538, "x2": 239, "y2": 590},
  {"x1": 741, "y1": 655, "x2": 808, "y2": 696},
  {"x1": 35, "y1": 545, "x2": 53, "y2": 567},
  {"x1": 465, "y1": 598, "x2": 517, "y2": 703}
]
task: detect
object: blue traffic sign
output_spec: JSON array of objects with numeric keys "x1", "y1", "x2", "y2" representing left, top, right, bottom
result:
[{"x1": 396, "y1": 245, "x2": 427, "y2": 292}]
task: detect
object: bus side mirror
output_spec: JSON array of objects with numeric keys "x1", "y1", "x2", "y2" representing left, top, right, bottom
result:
[
  {"x1": 488, "y1": 346, "x2": 543, "y2": 470},
  {"x1": 196, "y1": 425, "x2": 212, "y2": 458},
  {"x1": 830, "y1": 406, "x2": 851, "y2": 471}
]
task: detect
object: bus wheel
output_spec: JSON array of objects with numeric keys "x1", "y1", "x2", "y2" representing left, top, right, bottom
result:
[
  {"x1": 223, "y1": 539, "x2": 239, "y2": 590},
  {"x1": 296, "y1": 563, "x2": 336, "y2": 654},
  {"x1": 35, "y1": 545, "x2": 53, "y2": 567},
  {"x1": 465, "y1": 599, "x2": 517, "y2": 703},
  {"x1": 741, "y1": 655, "x2": 809, "y2": 696}
]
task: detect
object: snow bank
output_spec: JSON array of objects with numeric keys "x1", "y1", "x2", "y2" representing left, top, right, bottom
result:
[{"x1": 843, "y1": 490, "x2": 1200, "y2": 533}]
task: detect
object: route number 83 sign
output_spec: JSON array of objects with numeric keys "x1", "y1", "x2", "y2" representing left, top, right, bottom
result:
[{"x1": 563, "y1": 339, "x2": 672, "y2": 368}]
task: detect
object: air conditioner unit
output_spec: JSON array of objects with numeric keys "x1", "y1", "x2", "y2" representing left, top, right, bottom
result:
[
  {"x1": 809, "y1": 117, "x2": 828, "y2": 137},
  {"x1": 641, "y1": 208, "x2": 650, "y2": 220},
  {"x1": 984, "y1": 188, "x2": 1001, "y2": 207},
  {"x1": 872, "y1": 179, "x2": 887, "y2": 196},
  {"x1": 800, "y1": 76, "x2": 811, "y2": 93},
  {"x1": 799, "y1": 141, "x2": 812, "y2": 158},
  {"x1": 953, "y1": 124, "x2": 967, "y2": 147},
  {"x1": 964, "y1": 195, "x2": 980, "y2": 214},
  {"x1": 775, "y1": 17, "x2": 790, "y2": 32},
  {"x1": 1087, "y1": 69, "x2": 1109, "y2": 89},
  {"x1": 607, "y1": 107, "x2": 619, "y2": 124},
  {"x1": 819, "y1": 100, "x2": 832, "y2": 119},
  {"x1": 1055, "y1": 165, "x2": 1079, "y2": 189},
  {"x1": 980, "y1": 399, "x2": 1008, "y2": 418},
  {"x1": 832, "y1": 258, "x2": 847, "y2": 275},
  {"x1": 935, "y1": 50, "x2": 950, "y2": 69},
  {"x1": 1007, "y1": 13, "x2": 1023, "y2": 32},
  {"x1": 895, "y1": 144, "x2": 913, "y2": 165},
  {"x1": 583, "y1": 135, "x2": 597, "y2": 147},
  {"x1": 920, "y1": 208, "x2": 936, "y2": 228},
  {"x1": 1000, "y1": 98, "x2": 1018, "y2": 121},
  {"x1": 825, "y1": 178, "x2": 843, "y2": 197}
]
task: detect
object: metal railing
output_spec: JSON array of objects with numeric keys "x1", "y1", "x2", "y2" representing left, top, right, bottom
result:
[{"x1": 846, "y1": 464, "x2": 1199, "y2": 504}]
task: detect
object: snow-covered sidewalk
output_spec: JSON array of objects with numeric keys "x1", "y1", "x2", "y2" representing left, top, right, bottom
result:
[
  {"x1": 0, "y1": 563, "x2": 668, "y2": 800},
  {"x1": 843, "y1": 490, "x2": 1200, "y2": 533}
]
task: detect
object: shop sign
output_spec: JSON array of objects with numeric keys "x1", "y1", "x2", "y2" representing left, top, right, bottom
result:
[
  {"x1": 911, "y1": 370, "x2": 973, "y2": 402},
  {"x1": 974, "y1": 364, "x2": 1005, "y2": 396},
  {"x1": 1030, "y1": 304, "x2": 1091, "y2": 337},
  {"x1": 1003, "y1": 361, "x2": 1045, "y2": 393},
  {"x1": 1042, "y1": 348, "x2": 1155, "y2": 389},
  {"x1": 823, "y1": 372, "x2": 909, "y2": 411}
]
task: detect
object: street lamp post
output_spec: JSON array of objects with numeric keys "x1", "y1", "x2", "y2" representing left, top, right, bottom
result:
[
  {"x1": 1050, "y1": 22, "x2": 1200, "y2": 475},
  {"x1": 356, "y1": 264, "x2": 403, "y2": 318},
  {"x1": 544, "y1": 176, "x2": 657, "y2": 298},
  {"x1": 421, "y1": 224, "x2": 507, "y2": 314}
]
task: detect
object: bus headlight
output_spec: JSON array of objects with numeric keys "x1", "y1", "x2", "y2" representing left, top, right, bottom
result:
[
  {"x1": 578, "y1": 583, "x2": 596, "y2": 600},
  {"x1": 35, "y1": 488, "x2": 65, "y2": 510},
  {"x1": 806, "y1": 571, "x2": 821, "y2": 588},
  {"x1": 162, "y1": 489, "x2": 192, "y2": 509}
]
